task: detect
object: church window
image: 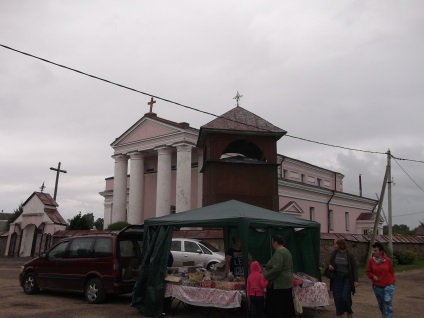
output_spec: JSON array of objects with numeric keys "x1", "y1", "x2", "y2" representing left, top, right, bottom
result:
[
  {"x1": 345, "y1": 212, "x2": 350, "y2": 231},
  {"x1": 329, "y1": 210, "x2": 334, "y2": 231},
  {"x1": 309, "y1": 207, "x2": 315, "y2": 221},
  {"x1": 220, "y1": 139, "x2": 266, "y2": 162}
]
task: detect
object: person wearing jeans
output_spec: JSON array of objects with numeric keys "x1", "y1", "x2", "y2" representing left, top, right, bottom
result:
[{"x1": 366, "y1": 242, "x2": 396, "y2": 318}]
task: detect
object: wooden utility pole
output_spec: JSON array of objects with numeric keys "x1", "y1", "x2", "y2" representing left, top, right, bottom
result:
[
  {"x1": 387, "y1": 149, "x2": 393, "y2": 253},
  {"x1": 50, "y1": 162, "x2": 67, "y2": 201},
  {"x1": 367, "y1": 162, "x2": 389, "y2": 261}
]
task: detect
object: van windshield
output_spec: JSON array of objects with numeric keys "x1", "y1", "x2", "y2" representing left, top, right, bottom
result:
[{"x1": 199, "y1": 241, "x2": 219, "y2": 252}]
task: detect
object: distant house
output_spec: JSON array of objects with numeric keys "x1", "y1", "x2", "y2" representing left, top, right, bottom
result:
[
  {"x1": 416, "y1": 226, "x2": 424, "y2": 237},
  {"x1": 0, "y1": 212, "x2": 13, "y2": 231},
  {"x1": 4, "y1": 192, "x2": 67, "y2": 257}
]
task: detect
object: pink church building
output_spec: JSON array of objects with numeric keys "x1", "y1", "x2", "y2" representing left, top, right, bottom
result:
[
  {"x1": 5, "y1": 192, "x2": 67, "y2": 257},
  {"x1": 100, "y1": 103, "x2": 381, "y2": 234}
]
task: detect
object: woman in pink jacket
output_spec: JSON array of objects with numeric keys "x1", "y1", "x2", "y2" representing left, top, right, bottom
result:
[{"x1": 247, "y1": 261, "x2": 269, "y2": 318}]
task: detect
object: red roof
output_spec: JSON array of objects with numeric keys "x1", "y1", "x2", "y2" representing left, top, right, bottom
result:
[
  {"x1": 23, "y1": 192, "x2": 58, "y2": 207},
  {"x1": 44, "y1": 208, "x2": 67, "y2": 225},
  {"x1": 320, "y1": 233, "x2": 424, "y2": 244},
  {"x1": 201, "y1": 106, "x2": 286, "y2": 134}
]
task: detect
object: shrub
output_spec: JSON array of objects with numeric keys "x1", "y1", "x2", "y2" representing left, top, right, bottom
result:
[
  {"x1": 107, "y1": 221, "x2": 130, "y2": 231},
  {"x1": 393, "y1": 250, "x2": 415, "y2": 265}
]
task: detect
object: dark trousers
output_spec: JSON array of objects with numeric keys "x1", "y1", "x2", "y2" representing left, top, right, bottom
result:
[
  {"x1": 332, "y1": 271, "x2": 353, "y2": 316},
  {"x1": 249, "y1": 295, "x2": 265, "y2": 318},
  {"x1": 266, "y1": 287, "x2": 295, "y2": 318}
]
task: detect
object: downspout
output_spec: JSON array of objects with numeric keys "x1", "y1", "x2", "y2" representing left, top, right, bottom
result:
[{"x1": 327, "y1": 191, "x2": 335, "y2": 233}]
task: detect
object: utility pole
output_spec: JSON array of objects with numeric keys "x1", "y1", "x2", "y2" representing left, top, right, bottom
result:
[
  {"x1": 387, "y1": 150, "x2": 393, "y2": 253},
  {"x1": 367, "y1": 163, "x2": 389, "y2": 261},
  {"x1": 50, "y1": 162, "x2": 67, "y2": 201}
]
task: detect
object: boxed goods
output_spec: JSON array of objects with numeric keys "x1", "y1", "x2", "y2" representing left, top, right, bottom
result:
[{"x1": 188, "y1": 272, "x2": 204, "y2": 281}]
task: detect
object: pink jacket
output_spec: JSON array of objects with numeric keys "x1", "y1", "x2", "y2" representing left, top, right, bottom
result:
[{"x1": 247, "y1": 261, "x2": 269, "y2": 297}]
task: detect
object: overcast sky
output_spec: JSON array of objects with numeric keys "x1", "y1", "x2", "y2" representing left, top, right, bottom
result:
[{"x1": 1, "y1": 1, "x2": 423, "y2": 229}]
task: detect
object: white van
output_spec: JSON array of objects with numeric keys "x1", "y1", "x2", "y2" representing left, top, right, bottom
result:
[{"x1": 170, "y1": 238, "x2": 224, "y2": 269}]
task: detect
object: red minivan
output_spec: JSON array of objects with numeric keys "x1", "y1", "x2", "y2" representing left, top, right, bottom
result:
[{"x1": 19, "y1": 225, "x2": 143, "y2": 303}]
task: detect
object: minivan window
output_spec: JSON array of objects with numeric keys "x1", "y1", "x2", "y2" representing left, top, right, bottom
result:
[
  {"x1": 171, "y1": 240, "x2": 181, "y2": 252},
  {"x1": 68, "y1": 238, "x2": 95, "y2": 258},
  {"x1": 184, "y1": 241, "x2": 200, "y2": 253},
  {"x1": 93, "y1": 238, "x2": 112, "y2": 258},
  {"x1": 120, "y1": 240, "x2": 136, "y2": 257},
  {"x1": 49, "y1": 241, "x2": 69, "y2": 258}
]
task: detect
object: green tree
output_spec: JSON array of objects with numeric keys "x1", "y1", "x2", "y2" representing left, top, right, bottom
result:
[
  {"x1": 9, "y1": 202, "x2": 24, "y2": 224},
  {"x1": 94, "y1": 218, "x2": 104, "y2": 230},
  {"x1": 68, "y1": 212, "x2": 91, "y2": 230},
  {"x1": 383, "y1": 224, "x2": 413, "y2": 235}
]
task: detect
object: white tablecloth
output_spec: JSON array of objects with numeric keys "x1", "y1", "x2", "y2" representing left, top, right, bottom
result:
[
  {"x1": 294, "y1": 282, "x2": 329, "y2": 307},
  {"x1": 165, "y1": 284, "x2": 244, "y2": 309}
]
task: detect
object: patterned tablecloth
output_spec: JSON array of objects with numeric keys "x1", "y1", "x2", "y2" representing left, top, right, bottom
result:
[
  {"x1": 165, "y1": 284, "x2": 245, "y2": 309},
  {"x1": 294, "y1": 282, "x2": 329, "y2": 307}
]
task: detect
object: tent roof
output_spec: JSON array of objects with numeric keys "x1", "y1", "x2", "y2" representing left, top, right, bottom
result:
[{"x1": 145, "y1": 200, "x2": 319, "y2": 229}]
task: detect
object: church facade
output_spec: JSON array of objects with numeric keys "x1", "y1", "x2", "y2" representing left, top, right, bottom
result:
[{"x1": 100, "y1": 102, "x2": 381, "y2": 234}]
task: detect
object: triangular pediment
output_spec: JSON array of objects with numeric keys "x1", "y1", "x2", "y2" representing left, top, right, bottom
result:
[
  {"x1": 121, "y1": 120, "x2": 180, "y2": 144},
  {"x1": 279, "y1": 201, "x2": 304, "y2": 215},
  {"x1": 111, "y1": 113, "x2": 195, "y2": 147}
]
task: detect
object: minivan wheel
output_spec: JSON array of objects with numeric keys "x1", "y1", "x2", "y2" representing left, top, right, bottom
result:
[
  {"x1": 23, "y1": 273, "x2": 40, "y2": 294},
  {"x1": 85, "y1": 278, "x2": 106, "y2": 304}
]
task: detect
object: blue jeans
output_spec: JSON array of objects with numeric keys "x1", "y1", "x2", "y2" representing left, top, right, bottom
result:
[{"x1": 372, "y1": 284, "x2": 395, "y2": 318}]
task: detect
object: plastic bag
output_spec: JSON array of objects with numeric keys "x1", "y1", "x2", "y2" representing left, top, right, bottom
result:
[{"x1": 293, "y1": 296, "x2": 303, "y2": 316}]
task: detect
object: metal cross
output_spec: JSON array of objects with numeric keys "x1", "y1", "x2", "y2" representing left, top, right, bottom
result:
[
  {"x1": 39, "y1": 182, "x2": 46, "y2": 192},
  {"x1": 50, "y1": 162, "x2": 67, "y2": 201},
  {"x1": 147, "y1": 97, "x2": 156, "y2": 112},
  {"x1": 233, "y1": 91, "x2": 243, "y2": 107}
]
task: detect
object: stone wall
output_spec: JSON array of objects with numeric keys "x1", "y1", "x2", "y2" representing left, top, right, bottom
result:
[{"x1": 320, "y1": 239, "x2": 424, "y2": 267}]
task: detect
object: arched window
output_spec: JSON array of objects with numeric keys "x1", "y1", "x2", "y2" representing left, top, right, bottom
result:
[{"x1": 219, "y1": 140, "x2": 266, "y2": 162}]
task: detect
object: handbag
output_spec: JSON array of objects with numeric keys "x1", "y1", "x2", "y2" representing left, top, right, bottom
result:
[
  {"x1": 324, "y1": 266, "x2": 335, "y2": 279},
  {"x1": 293, "y1": 295, "x2": 303, "y2": 316}
]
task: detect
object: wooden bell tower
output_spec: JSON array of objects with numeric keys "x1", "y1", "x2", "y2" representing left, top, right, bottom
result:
[{"x1": 197, "y1": 104, "x2": 286, "y2": 211}]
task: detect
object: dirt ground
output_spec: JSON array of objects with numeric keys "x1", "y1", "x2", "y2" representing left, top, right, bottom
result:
[{"x1": 1, "y1": 257, "x2": 423, "y2": 318}]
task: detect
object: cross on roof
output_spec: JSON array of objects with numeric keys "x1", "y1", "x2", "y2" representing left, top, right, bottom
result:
[
  {"x1": 233, "y1": 91, "x2": 243, "y2": 107},
  {"x1": 147, "y1": 97, "x2": 156, "y2": 112},
  {"x1": 39, "y1": 182, "x2": 45, "y2": 192}
]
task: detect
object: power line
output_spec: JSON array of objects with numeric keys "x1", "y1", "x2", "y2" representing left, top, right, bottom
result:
[
  {"x1": 0, "y1": 43, "x2": 422, "y2": 162},
  {"x1": 393, "y1": 210, "x2": 424, "y2": 217},
  {"x1": 391, "y1": 156, "x2": 424, "y2": 193},
  {"x1": 391, "y1": 155, "x2": 424, "y2": 164},
  {"x1": 285, "y1": 134, "x2": 386, "y2": 155}
]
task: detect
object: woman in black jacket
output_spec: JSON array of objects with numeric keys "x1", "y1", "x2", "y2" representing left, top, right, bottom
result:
[{"x1": 328, "y1": 239, "x2": 359, "y2": 318}]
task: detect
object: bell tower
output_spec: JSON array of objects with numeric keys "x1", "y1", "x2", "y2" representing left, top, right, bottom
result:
[{"x1": 197, "y1": 103, "x2": 286, "y2": 211}]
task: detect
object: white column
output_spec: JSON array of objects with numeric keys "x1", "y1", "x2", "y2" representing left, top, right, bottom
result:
[
  {"x1": 128, "y1": 152, "x2": 145, "y2": 225},
  {"x1": 103, "y1": 201, "x2": 112, "y2": 229},
  {"x1": 155, "y1": 146, "x2": 172, "y2": 217},
  {"x1": 197, "y1": 149, "x2": 203, "y2": 208},
  {"x1": 112, "y1": 154, "x2": 129, "y2": 224},
  {"x1": 175, "y1": 143, "x2": 193, "y2": 212}
]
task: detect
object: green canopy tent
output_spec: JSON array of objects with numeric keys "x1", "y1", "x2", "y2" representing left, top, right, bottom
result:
[{"x1": 131, "y1": 200, "x2": 320, "y2": 317}]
